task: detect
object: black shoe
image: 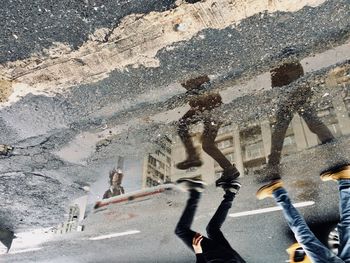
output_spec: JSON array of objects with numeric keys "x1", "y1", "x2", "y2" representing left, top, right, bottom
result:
[
  {"x1": 222, "y1": 180, "x2": 241, "y2": 194},
  {"x1": 176, "y1": 158, "x2": 203, "y2": 170},
  {"x1": 176, "y1": 175, "x2": 206, "y2": 192},
  {"x1": 215, "y1": 165, "x2": 240, "y2": 187}
]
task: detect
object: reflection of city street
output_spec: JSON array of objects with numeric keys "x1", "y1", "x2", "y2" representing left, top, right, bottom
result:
[
  {"x1": 102, "y1": 168, "x2": 125, "y2": 199},
  {"x1": 176, "y1": 75, "x2": 239, "y2": 182},
  {"x1": 268, "y1": 58, "x2": 334, "y2": 177}
]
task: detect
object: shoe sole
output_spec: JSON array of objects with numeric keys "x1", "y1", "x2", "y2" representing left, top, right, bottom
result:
[
  {"x1": 176, "y1": 177, "x2": 207, "y2": 186},
  {"x1": 175, "y1": 180, "x2": 205, "y2": 193},
  {"x1": 256, "y1": 180, "x2": 283, "y2": 200},
  {"x1": 321, "y1": 165, "x2": 350, "y2": 181},
  {"x1": 176, "y1": 160, "x2": 203, "y2": 170},
  {"x1": 215, "y1": 174, "x2": 240, "y2": 187},
  {"x1": 222, "y1": 182, "x2": 241, "y2": 193}
]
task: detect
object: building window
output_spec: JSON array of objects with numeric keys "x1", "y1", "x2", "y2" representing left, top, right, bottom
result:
[
  {"x1": 244, "y1": 142, "x2": 264, "y2": 160},
  {"x1": 146, "y1": 177, "x2": 160, "y2": 187},
  {"x1": 217, "y1": 138, "x2": 233, "y2": 149},
  {"x1": 155, "y1": 160, "x2": 165, "y2": 170},
  {"x1": 218, "y1": 124, "x2": 232, "y2": 135},
  {"x1": 225, "y1": 152, "x2": 235, "y2": 163},
  {"x1": 148, "y1": 155, "x2": 156, "y2": 166}
]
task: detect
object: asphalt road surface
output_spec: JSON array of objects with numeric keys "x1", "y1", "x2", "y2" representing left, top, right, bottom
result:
[
  {"x1": 2, "y1": 142, "x2": 344, "y2": 262},
  {"x1": 1, "y1": 0, "x2": 350, "y2": 262}
]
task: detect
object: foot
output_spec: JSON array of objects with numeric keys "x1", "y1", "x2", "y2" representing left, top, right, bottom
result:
[
  {"x1": 256, "y1": 180, "x2": 283, "y2": 200},
  {"x1": 176, "y1": 158, "x2": 203, "y2": 170},
  {"x1": 320, "y1": 164, "x2": 350, "y2": 181},
  {"x1": 176, "y1": 175, "x2": 206, "y2": 192},
  {"x1": 222, "y1": 180, "x2": 241, "y2": 194},
  {"x1": 215, "y1": 165, "x2": 240, "y2": 187}
]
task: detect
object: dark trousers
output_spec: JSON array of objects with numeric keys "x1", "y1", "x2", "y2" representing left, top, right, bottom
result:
[
  {"x1": 175, "y1": 190, "x2": 245, "y2": 262},
  {"x1": 268, "y1": 91, "x2": 334, "y2": 166},
  {"x1": 178, "y1": 109, "x2": 232, "y2": 170}
]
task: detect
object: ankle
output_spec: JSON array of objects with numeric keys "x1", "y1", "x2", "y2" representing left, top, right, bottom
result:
[{"x1": 224, "y1": 191, "x2": 235, "y2": 199}]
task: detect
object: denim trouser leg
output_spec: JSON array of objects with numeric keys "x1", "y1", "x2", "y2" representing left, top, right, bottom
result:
[
  {"x1": 273, "y1": 188, "x2": 343, "y2": 263},
  {"x1": 337, "y1": 180, "x2": 350, "y2": 262},
  {"x1": 175, "y1": 190, "x2": 201, "y2": 251}
]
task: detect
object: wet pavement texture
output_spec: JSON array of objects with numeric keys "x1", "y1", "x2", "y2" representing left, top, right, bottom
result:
[{"x1": 1, "y1": 0, "x2": 350, "y2": 262}]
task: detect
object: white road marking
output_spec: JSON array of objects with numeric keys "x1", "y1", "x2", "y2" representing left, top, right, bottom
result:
[
  {"x1": 229, "y1": 201, "x2": 315, "y2": 218},
  {"x1": 88, "y1": 230, "x2": 141, "y2": 241},
  {"x1": 8, "y1": 247, "x2": 43, "y2": 255}
]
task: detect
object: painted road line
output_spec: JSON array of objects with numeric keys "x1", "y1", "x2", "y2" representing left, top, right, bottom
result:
[
  {"x1": 8, "y1": 247, "x2": 43, "y2": 255},
  {"x1": 88, "y1": 230, "x2": 141, "y2": 241},
  {"x1": 229, "y1": 201, "x2": 315, "y2": 218}
]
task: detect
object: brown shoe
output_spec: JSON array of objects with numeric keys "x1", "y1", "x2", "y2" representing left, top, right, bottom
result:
[
  {"x1": 321, "y1": 165, "x2": 350, "y2": 181},
  {"x1": 256, "y1": 180, "x2": 283, "y2": 200}
]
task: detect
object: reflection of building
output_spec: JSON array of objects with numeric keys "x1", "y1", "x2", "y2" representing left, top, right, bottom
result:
[
  {"x1": 171, "y1": 92, "x2": 350, "y2": 184},
  {"x1": 55, "y1": 196, "x2": 87, "y2": 234},
  {"x1": 142, "y1": 136, "x2": 172, "y2": 188}
]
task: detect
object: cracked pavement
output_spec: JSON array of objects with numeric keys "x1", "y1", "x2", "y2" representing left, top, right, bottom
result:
[{"x1": 0, "y1": 0, "x2": 350, "y2": 260}]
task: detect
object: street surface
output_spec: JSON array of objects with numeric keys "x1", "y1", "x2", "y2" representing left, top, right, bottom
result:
[{"x1": 0, "y1": 0, "x2": 350, "y2": 262}]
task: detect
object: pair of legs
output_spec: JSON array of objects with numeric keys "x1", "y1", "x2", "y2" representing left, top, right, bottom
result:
[
  {"x1": 177, "y1": 109, "x2": 233, "y2": 170},
  {"x1": 268, "y1": 97, "x2": 334, "y2": 167},
  {"x1": 273, "y1": 185, "x2": 346, "y2": 262},
  {"x1": 175, "y1": 189, "x2": 245, "y2": 262},
  {"x1": 177, "y1": 109, "x2": 239, "y2": 183},
  {"x1": 257, "y1": 170, "x2": 350, "y2": 262}
]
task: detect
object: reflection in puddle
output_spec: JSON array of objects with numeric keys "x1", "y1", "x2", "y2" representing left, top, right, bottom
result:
[
  {"x1": 102, "y1": 168, "x2": 125, "y2": 199},
  {"x1": 2, "y1": 21, "x2": 350, "y2": 262}
]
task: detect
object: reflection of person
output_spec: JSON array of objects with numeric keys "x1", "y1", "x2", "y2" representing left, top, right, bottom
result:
[
  {"x1": 176, "y1": 75, "x2": 239, "y2": 186},
  {"x1": 175, "y1": 176, "x2": 246, "y2": 263},
  {"x1": 102, "y1": 168, "x2": 125, "y2": 199},
  {"x1": 256, "y1": 164, "x2": 350, "y2": 263},
  {"x1": 267, "y1": 49, "x2": 334, "y2": 176}
]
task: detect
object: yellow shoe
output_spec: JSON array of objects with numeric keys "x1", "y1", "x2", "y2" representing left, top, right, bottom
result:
[
  {"x1": 256, "y1": 180, "x2": 283, "y2": 200},
  {"x1": 320, "y1": 165, "x2": 350, "y2": 181}
]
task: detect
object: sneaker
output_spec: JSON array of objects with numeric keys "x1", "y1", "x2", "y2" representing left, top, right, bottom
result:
[
  {"x1": 222, "y1": 180, "x2": 241, "y2": 194},
  {"x1": 176, "y1": 175, "x2": 206, "y2": 192},
  {"x1": 256, "y1": 180, "x2": 283, "y2": 200},
  {"x1": 176, "y1": 158, "x2": 203, "y2": 170},
  {"x1": 215, "y1": 165, "x2": 240, "y2": 187},
  {"x1": 320, "y1": 164, "x2": 350, "y2": 181}
]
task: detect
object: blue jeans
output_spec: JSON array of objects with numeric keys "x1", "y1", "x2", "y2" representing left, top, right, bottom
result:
[{"x1": 273, "y1": 181, "x2": 350, "y2": 263}]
